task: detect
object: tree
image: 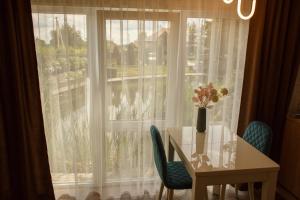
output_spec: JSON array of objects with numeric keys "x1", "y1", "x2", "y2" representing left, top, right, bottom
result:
[
  {"x1": 112, "y1": 46, "x2": 121, "y2": 65},
  {"x1": 157, "y1": 31, "x2": 168, "y2": 65},
  {"x1": 187, "y1": 22, "x2": 197, "y2": 58},
  {"x1": 127, "y1": 43, "x2": 137, "y2": 65},
  {"x1": 50, "y1": 23, "x2": 86, "y2": 48},
  {"x1": 35, "y1": 38, "x2": 47, "y2": 47}
]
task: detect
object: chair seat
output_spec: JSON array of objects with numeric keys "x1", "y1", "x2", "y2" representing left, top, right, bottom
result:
[{"x1": 166, "y1": 161, "x2": 192, "y2": 189}]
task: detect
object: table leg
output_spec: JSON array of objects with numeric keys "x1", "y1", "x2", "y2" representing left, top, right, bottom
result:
[
  {"x1": 168, "y1": 135, "x2": 174, "y2": 162},
  {"x1": 248, "y1": 182, "x2": 255, "y2": 200},
  {"x1": 261, "y1": 172, "x2": 277, "y2": 200},
  {"x1": 192, "y1": 176, "x2": 207, "y2": 200},
  {"x1": 220, "y1": 184, "x2": 226, "y2": 200},
  {"x1": 212, "y1": 185, "x2": 220, "y2": 196}
]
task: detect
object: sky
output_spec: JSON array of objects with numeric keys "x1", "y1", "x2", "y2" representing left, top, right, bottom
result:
[
  {"x1": 106, "y1": 20, "x2": 169, "y2": 45},
  {"x1": 32, "y1": 13, "x2": 87, "y2": 43},
  {"x1": 32, "y1": 13, "x2": 169, "y2": 45},
  {"x1": 31, "y1": 13, "x2": 212, "y2": 45}
]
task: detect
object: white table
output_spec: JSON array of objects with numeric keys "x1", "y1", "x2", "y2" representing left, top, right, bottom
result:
[{"x1": 167, "y1": 126, "x2": 279, "y2": 200}]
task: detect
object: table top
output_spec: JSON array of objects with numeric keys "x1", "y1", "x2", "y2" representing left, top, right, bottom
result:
[{"x1": 167, "y1": 125, "x2": 279, "y2": 176}]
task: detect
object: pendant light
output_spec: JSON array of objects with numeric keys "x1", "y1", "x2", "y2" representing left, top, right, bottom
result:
[{"x1": 222, "y1": 0, "x2": 256, "y2": 20}]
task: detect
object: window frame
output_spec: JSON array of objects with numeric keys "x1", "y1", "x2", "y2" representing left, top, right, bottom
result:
[{"x1": 97, "y1": 10, "x2": 181, "y2": 184}]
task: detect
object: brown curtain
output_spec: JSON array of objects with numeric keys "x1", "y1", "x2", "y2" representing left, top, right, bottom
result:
[
  {"x1": 238, "y1": 0, "x2": 300, "y2": 162},
  {"x1": 0, "y1": 0, "x2": 55, "y2": 199}
]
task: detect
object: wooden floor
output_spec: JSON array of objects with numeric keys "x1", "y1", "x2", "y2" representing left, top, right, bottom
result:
[
  {"x1": 163, "y1": 185, "x2": 251, "y2": 200},
  {"x1": 169, "y1": 185, "x2": 288, "y2": 200},
  {"x1": 54, "y1": 183, "x2": 265, "y2": 200}
]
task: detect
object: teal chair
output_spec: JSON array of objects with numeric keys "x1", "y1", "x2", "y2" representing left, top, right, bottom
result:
[
  {"x1": 221, "y1": 121, "x2": 272, "y2": 200},
  {"x1": 150, "y1": 125, "x2": 192, "y2": 200},
  {"x1": 242, "y1": 121, "x2": 272, "y2": 155}
]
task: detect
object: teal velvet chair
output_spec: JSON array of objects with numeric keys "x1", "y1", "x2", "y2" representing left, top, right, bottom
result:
[
  {"x1": 242, "y1": 121, "x2": 272, "y2": 155},
  {"x1": 150, "y1": 125, "x2": 192, "y2": 200},
  {"x1": 221, "y1": 121, "x2": 272, "y2": 200}
]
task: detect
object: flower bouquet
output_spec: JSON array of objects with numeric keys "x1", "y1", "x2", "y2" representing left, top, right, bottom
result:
[{"x1": 192, "y1": 83, "x2": 228, "y2": 132}]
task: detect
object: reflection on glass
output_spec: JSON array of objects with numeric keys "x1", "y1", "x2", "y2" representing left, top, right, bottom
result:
[{"x1": 181, "y1": 126, "x2": 237, "y2": 171}]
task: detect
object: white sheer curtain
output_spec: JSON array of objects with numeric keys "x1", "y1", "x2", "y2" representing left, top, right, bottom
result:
[{"x1": 31, "y1": 0, "x2": 249, "y2": 199}]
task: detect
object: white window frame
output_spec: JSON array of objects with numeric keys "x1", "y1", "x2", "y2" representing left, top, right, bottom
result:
[{"x1": 97, "y1": 10, "x2": 181, "y2": 185}]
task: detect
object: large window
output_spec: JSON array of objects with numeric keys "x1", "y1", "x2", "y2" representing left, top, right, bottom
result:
[{"x1": 32, "y1": 8, "x2": 248, "y2": 196}]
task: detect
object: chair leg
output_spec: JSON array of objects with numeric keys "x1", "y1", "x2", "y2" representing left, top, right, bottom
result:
[
  {"x1": 167, "y1": 189, "x2": 174, "y2": 200},
  {"x1": 158, "y1": 182, "x2": 164, "y2": 200},
  {"x1": 220, "y1": 184, "x2": 226, "y2": 200},
  {"x1": 235, "y1": 184, "x2": 239, "y2": 198},
  {"x1": 170, "y1": 189, "x2": 174, "y2": 200},
  {"x1": 248, "y1": 183, "x2": 255, "y2": 200},
  {"x1": 166, "y1": 189, "x2": 168, "y2": 200}
]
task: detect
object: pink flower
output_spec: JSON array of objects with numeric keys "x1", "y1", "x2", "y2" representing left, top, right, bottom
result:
[
  {"x1": 203, "y1": 89, "x2": 209, "y2": 97},
  {"x1": 192, "y1": 95, "x2": 199, "y2": 103},
  {"x1": 207, "y1": 83, "x2": 213, "y2": 89}
]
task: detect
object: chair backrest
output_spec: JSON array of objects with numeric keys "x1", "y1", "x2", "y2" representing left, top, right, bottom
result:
[
  {"x1": 243, "y1": 121, "x2": 272, "y2": 155},
  {"x1": 150, "y1": 125, "x2": 167, "y2": 183}
]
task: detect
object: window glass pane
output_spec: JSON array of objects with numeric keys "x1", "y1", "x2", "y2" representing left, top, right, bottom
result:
[
  {"x1": 183, "y1": 17, "x2": 246, "y2": 128},
  {"x1": 32, "y1": 13, "x2": 91, "y2": 184},
  {"x1": 184, "y1": 18, "x2": 212, "y2": 125},
  {"x1": 105, "y1": 19, "x2": 169, "y2": 121},
  {"x1": 105, "y1": 130, "x2": 166, "y2": 181},
  {"x1": 104, "y1": 18, "x2": 169, "y2": 181}
]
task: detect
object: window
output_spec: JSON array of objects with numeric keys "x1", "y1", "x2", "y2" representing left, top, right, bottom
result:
[
  {"x1": 32, "y1": 12, "x2": 92, "y2": 184},
  {"x1": 32, "y1": 8, "x2": 248, "y2": 192},
  {"x1": 183, "y1": 17, "x2": 248, "y2": 131},
  {"x1": 100, "y1": 12, "x2": 173, "y2": 182}
]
